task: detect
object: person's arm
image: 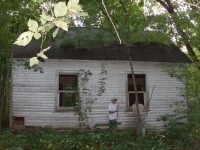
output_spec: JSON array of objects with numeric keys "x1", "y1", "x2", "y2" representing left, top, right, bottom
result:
[
  {"x1": 132, "y1": 105, "x2": 135, "y2": 112},
  {"x1": 142, "y1": 106, "x2": 149, "y2": 112},
  {"x1": 109, "y1": 110, "x2": 118, "y2": 114},
  {"x1": 108, "y1": 104, "x2": 118, "y2": 114}
]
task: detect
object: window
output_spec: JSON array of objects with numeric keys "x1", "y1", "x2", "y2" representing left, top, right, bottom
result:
[
  {"x1": 58, "y1": 74, "x2": 78, "y2": 109},
  {"x1": 127, "y1": 74, "x2": 146, "y2": 106}
]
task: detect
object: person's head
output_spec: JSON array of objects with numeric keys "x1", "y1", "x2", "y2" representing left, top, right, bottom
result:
[{"x1": 111, "y1": 97, "x2": 118, "y2": 104}]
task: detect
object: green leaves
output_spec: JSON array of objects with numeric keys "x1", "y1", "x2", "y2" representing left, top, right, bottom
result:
[
  {"x1": 14, "y1": 19, "x2": 42, "y2": 45},
  {"x1": 13, "y1": 0, "x2": 88, "y2": 66},
  {"x1": 14, "y1": 31, "x2": 33, "y2": 46},
  {"x1": 29, "y1": 46, "x2": 51, "y2": 67},
  {"x1": 54, "y1": 2, "x2": 68, "y2": 17}
]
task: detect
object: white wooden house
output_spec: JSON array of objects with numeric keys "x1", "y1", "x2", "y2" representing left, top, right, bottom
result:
[{"x1": 11, "y1": 29, "x2": 191, "y2": 130}]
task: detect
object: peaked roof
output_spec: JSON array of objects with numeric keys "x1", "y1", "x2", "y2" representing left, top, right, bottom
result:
[{"x1": 12, "y1": 28, "x2": 192, "y2": 63}]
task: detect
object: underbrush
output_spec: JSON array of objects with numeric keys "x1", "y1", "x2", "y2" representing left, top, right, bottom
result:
[{"x1": 0, "y1": 126, "x2": 196, "y2": 150}]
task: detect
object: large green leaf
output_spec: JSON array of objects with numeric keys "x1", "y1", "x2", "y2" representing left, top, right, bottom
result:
[
  {"x1": 40, "y1": 17, "x2": 47, "y2": 25},
  {"x1": 14, "y1": 31, "x2": 33, "y2": 46},
  {"x1": 28, "y1": 19, "x2": 39, "y2": 32},
  {"x1": 67, "y1": 0, "x2": 81, "y2": 12},
  {"x1": 45, "y1": 26, "x2": 51, "y2": 32},
  {"x1": 54, "y1": 2, "x2": 68, "y2": 17},
  {"x1": 67, "y1": 0, "x2": 79, "y2": 8},
  {"x1": 34, "y1": 32, "x2": 41, "y2": 39},
  {"x1": 55, "y1": 20, "x2": 68, "y2": 31},
  {"x1": 29, "y1": 57, "x2": 39, "y2": 67},
  {"x1": 53, "y1": 28, "x2": 59, "y2": 38}
]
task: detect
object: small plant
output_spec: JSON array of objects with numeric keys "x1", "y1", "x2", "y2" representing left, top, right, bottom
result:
[{"x1": 157, "y1": 101, "x2": 194, "y2": 149}]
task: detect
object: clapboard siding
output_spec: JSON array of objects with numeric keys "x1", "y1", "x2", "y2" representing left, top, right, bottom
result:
[{"x1": 11, "y1": 59, "x2": 186, "y2": 129}]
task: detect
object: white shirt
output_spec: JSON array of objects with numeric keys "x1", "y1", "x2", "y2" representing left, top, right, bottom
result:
[{"x1": 108, "y1": 103, "x2": 118, "y2": 120}]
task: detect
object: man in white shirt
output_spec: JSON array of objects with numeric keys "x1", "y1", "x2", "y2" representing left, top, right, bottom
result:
[
  {"x1": 132, "y1": 103, "x2": 149, "y2": 136},
  {"x1": 108, "y1": 97, "x2": 118, "y2": 130}
]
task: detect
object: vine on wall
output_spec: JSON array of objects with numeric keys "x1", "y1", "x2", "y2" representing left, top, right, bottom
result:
[
  {"x1": 97, "y1": 63, "x2": 107, "y2": 96},
  {"x1": 74, "y1": 64, "x2": 108, "y2": 129},
  {"x1": 74, "y1": 69, "x2": 93, "y2": 129}
]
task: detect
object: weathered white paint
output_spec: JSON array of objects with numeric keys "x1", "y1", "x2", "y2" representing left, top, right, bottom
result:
[{"x1": 11, "y1": 59, "x2": 185, "y2": 129}]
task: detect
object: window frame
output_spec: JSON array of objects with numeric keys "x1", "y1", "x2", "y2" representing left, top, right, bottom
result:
[
  {"x1": 55, "y1": 72, "x2": 78, "y2": 112},
  {"x1": 126, "y1": 72, "x2": 148, "y2": 109}
]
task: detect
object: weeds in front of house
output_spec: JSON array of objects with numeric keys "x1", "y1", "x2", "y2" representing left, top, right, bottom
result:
[{"x1": 0, "y1": 125, "x2": 196, "y2": 150}]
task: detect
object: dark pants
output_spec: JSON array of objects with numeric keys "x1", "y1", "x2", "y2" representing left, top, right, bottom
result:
[{"x1": 109, "y1": 119, "x2": 117, "y2": 130}]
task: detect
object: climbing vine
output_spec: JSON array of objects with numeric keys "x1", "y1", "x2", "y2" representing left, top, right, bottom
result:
[
  {"x1": 74, "y1": 69, "x2": 93, "y2": 129},
  {"x1": 97, "y1": 63, "x2": 107, "y2": 96},
  {"x1": 16, "y1": 59, "x2": 44, "y2": 73},
  {"x1": 74, "y1": 65, "x2": 108, "y2": 129}
]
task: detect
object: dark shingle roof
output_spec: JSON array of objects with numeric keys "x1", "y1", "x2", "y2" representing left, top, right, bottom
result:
[
  {"x1": 12, "y1": 41, "x2": 191, "y2": 63},
  {"x1": 12, "y1": 27, "x2": 192, "y2": 63}
]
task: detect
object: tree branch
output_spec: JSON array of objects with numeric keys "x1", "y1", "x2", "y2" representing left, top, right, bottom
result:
[
  {"x1": 156, "y1": 0, "x2": 199, "y2": 63},
  {"x1": 99, "y1": 7, "x2": 119, "y2": 25},
  {"x1": 165, "y1": 0, "x2": 175, "y2": 13},
  {"x1": 156, "y1": 0, "x2": 169, "y2": 9},
  {"x1": 102, "y1": 0, "x2": 122, "y2": 44}
]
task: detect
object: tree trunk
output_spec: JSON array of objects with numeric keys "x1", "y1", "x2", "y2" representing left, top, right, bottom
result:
[
  {"x1": 0, "y1": 78, "x2": 6, "y2": 132},
  {"x1": 127, "y1": 46, "x2": 141, "y2": 135},
  {"x1": 0, "y1": 62, "x2": 10, "y2": 132},
  {"x1": 118, "y1": 0, "x2": 142, "y2": 136}
]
